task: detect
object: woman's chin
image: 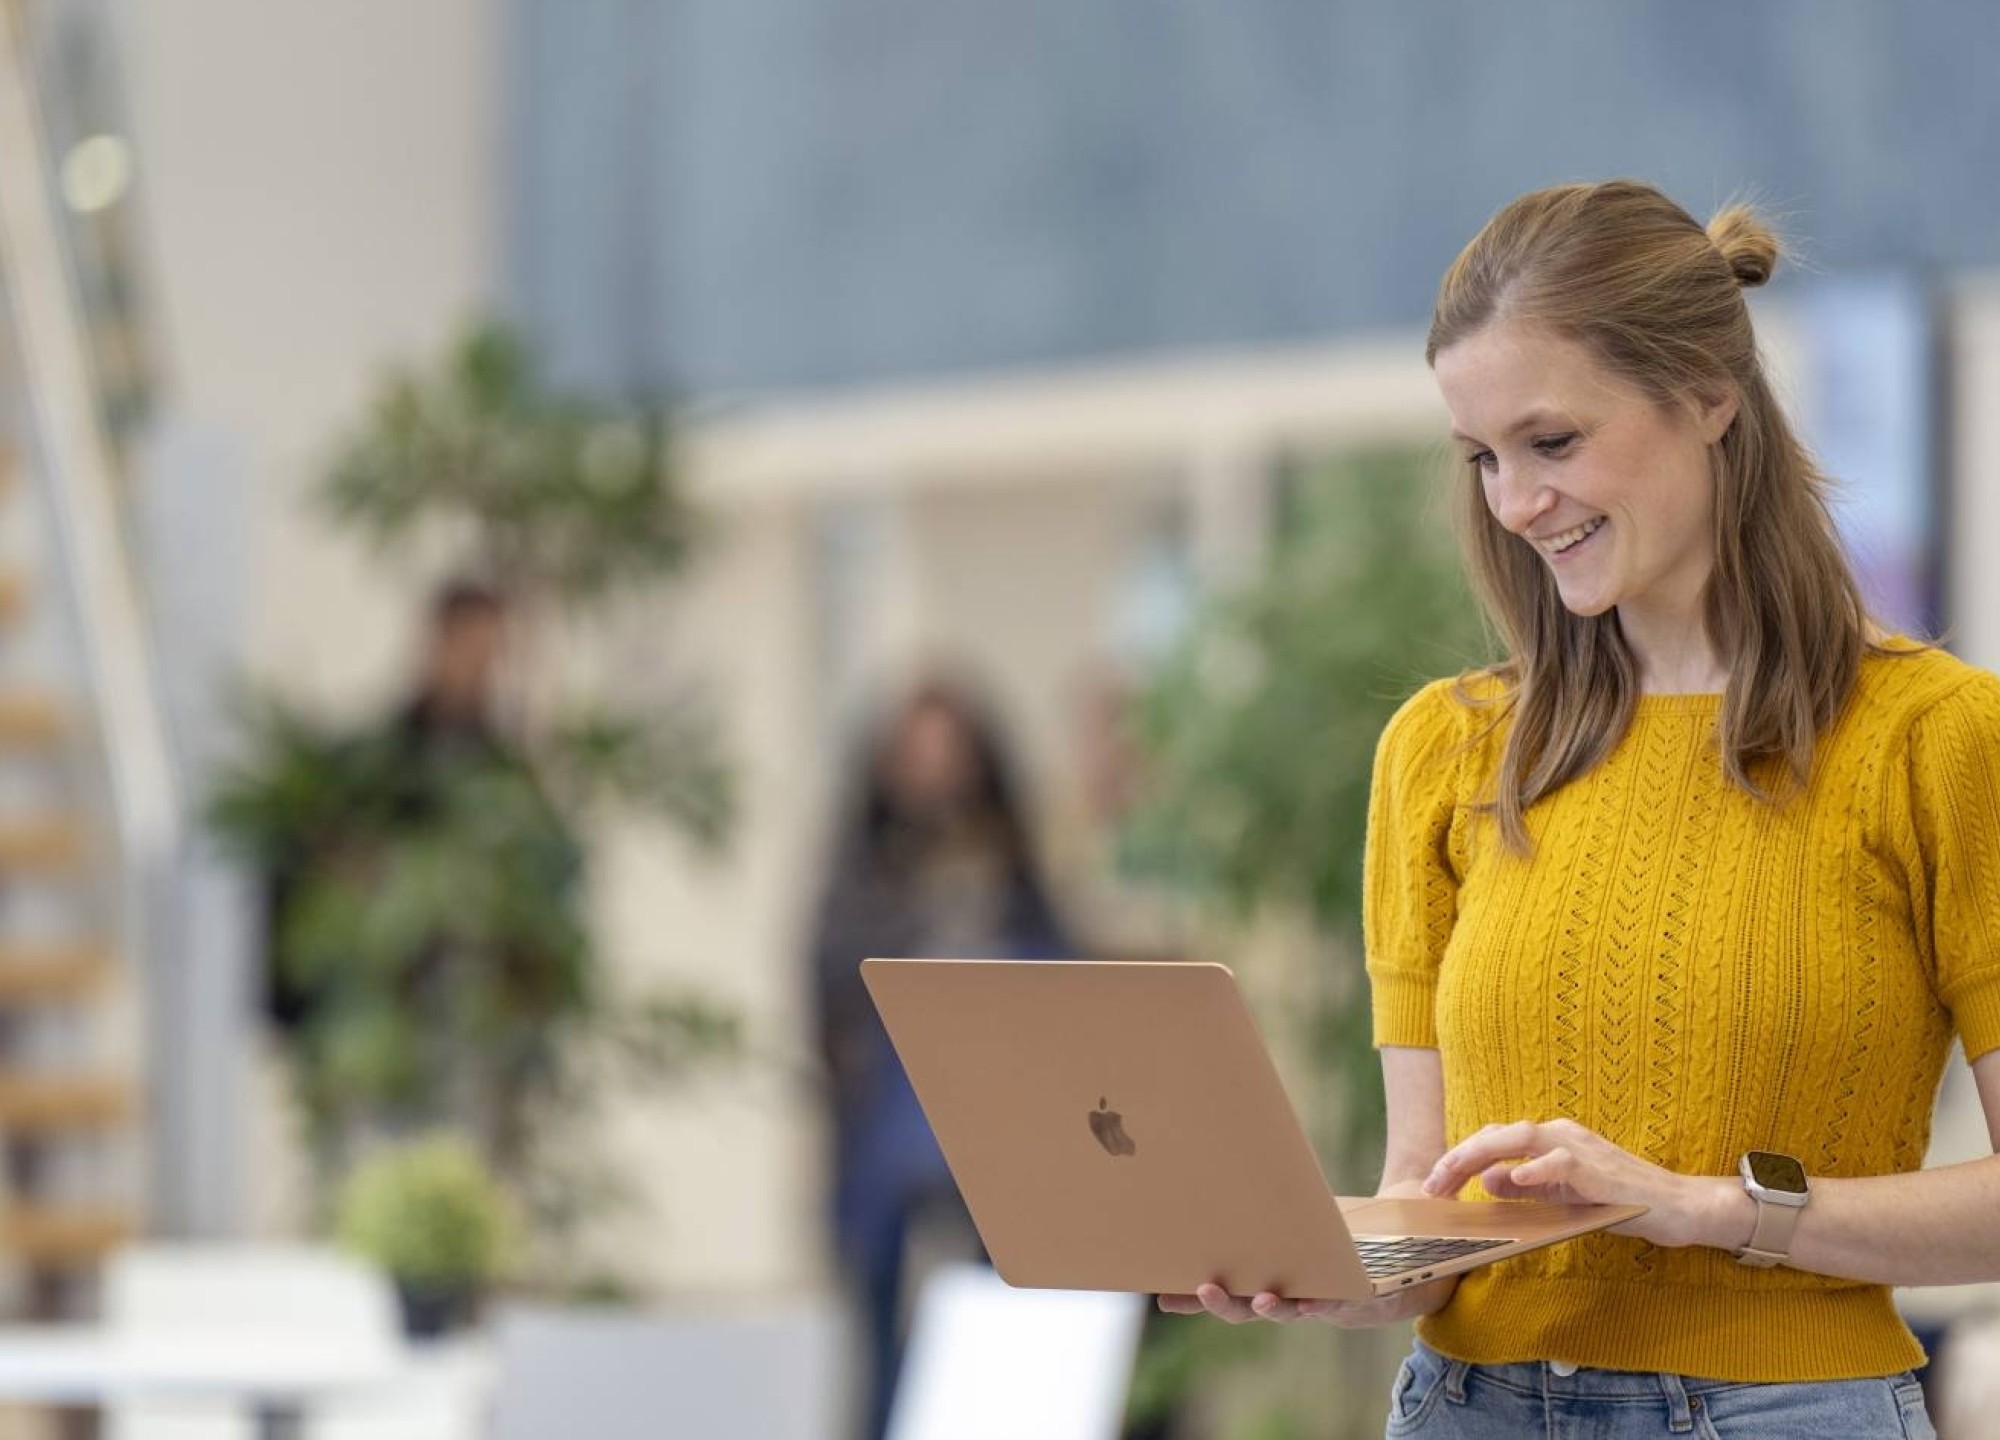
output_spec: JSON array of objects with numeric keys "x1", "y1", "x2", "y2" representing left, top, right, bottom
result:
[{"x1": 1554, "y1": 584, "x2": 1618, "y2": 619}]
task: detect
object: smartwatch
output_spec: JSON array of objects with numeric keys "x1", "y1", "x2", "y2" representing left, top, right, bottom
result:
[{"x1": 1735, "y1": 1150, "x2": 1809, "y2": 1268}]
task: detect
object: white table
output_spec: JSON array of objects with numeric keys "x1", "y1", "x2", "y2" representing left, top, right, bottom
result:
[{"x1": 0, "y1": 1326, "x2": 490, "y2": 1440}]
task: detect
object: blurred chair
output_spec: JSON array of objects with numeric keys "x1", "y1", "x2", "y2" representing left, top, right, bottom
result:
[
  {"x1": 486, "y1": 1300, "x2": 840, "y2": 1440},
  {"x1": 105, "y1": 1243, "x2": 474, "y2": 1440},
  {"x1": 885, "y1": 1264, "x2": 1144, "y2": 1440}
]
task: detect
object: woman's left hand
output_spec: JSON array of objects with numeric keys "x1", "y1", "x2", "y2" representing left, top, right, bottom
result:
[{"x1": 1422, "y1": 1118, "x2": 1745, "y2": 1251}]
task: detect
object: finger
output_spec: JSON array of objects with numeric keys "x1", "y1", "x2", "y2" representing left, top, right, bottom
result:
[
  {"x1": 1478, "y1": 1118, "x2": 1545, "y2": 1149},
  {"x1": 1476, "y1": 1158, "x2": 1573, "y2": 1200},
  {"x1": 1249, "y1": 1292, "x2": 1300, "y2": 1323},
  {"x1": 1428, "y1": 1122, "x2": 1542, "y2": 1189},
  {"x1": 1296, "y1": 1297, "x2": 1381, "y2": 1327},
  {"x1": 1476, "y1": 1161, "x2": 1534, "y2": 1198},
  {"x1": 1424, "y1": 1120, "x2": 1545, "y2": 1195},
  {"x1": 1508, "y1": 1145, "x2": 1576, "y2": 1188},
  {"x1": 1156, "y1": 1293, "x2": 1203, "y2": 1314},
  {"x1": 1196, "y1": 1283, "x2": 1257, "y2": 1324}
]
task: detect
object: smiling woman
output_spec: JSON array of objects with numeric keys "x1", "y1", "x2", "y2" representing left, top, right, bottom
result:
[
  {"x1": 1425, "y1": 183, "x2": 1883, "y2": 854},
  {"x1": 1437, "y1": 324, "x2": 1734, "y2": 646},
  {"x1": 1160, "y1": 181, "x2": 2000, "y2": 1440}
]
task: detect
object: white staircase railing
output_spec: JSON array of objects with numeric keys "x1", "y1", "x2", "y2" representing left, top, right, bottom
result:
[{"x1": 0, "y1": 4, "x2": 185, "y2": 1237}]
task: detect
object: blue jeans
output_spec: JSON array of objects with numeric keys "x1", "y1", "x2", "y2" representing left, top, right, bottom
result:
[{"x1": 1386, "y1": 1339, "x2": 1937, "y2": 1438}]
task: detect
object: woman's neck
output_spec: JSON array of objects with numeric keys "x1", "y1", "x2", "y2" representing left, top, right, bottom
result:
[{"x1": 1616, "y1": 603, "x2": 1728, "y2": 696}]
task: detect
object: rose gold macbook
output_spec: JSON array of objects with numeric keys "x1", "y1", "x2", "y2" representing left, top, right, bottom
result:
[{"x1": 860, "y1": 958, "x2": 1645, "y2": 1299}]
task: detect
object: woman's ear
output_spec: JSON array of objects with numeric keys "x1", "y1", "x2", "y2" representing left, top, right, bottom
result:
[{"x1": 1697, "y1": 387, "x2": 1740, "y2": 445}]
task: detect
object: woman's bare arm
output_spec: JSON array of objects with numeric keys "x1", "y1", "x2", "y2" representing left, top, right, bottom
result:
[{"x1": 1422, "y1": 1047, "x2": 2000, "y2": 1286}]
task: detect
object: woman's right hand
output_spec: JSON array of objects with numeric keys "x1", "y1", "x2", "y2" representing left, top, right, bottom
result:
[
  {"x1": 1156, "y1": 1273, "x2": 1457, "y2": 1328},
  {"x1": 1160, "y1": 1058, "x2": 1461, "y2": 1328}
]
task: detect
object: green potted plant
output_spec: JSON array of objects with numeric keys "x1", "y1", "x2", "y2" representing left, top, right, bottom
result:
[{"x1": 336, "y1": 1133, "x2": 521, "y2": 1336}]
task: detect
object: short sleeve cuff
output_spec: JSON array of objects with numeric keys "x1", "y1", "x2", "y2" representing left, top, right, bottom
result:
[
  {"x1": 1948, "y1": 966, "x2": 2000, "y2": 1063},
  {"x1": 1369, "y1": 963, "x2": 1439, "y2": 1049}
]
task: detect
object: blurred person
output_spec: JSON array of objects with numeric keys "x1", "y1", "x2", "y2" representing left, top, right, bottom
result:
[
  {"x1": 1164, "y1": 181, "x2": 2000, "y2": 1438},
  {"x1": 265, "y1": 578, "x2": 518, "y2": 1032},
  {"x1": 810, "y1": 672, "x2": 1073, "y2": 1440},
  {"x1": 394, "y1": 577, "x2": 510, "y2": 763}
]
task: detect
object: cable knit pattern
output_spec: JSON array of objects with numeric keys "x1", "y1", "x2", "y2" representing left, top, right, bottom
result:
[{"x1": 1362, "y1": 643, "x2": 2000, "y2": 1383}]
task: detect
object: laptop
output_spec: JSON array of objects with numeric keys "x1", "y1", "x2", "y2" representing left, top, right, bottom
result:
[{"x1": 861, "y1": 958, "x2": 1645, "y2": 1300}]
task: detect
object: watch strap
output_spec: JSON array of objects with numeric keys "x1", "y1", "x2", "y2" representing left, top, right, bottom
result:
[{"x1": 1736, "y1": 1192, "x2": 1803, "y2": 1268}]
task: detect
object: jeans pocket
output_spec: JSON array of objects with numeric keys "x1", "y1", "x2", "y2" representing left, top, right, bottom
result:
[
  {"x1": 1384, "y1": 1343, "x2": 1449, "y2": 1435},
  {"x1": 1893, "y1": 1376, "x2": 1937, "y2": 1440}
]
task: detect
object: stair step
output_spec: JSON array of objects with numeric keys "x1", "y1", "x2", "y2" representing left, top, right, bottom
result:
[
  {"x1": 0, "y1": 946, "x2": 111, "y2": 1003},
  {"x1": 0, "y1": 695, "x2": 63, "y2": 747},
  {"x1": 0, "y1": 1074, "x2": 132, "y2": 1131},
  {"x1": 0, "y1": 818, "x2": 87, "y2": 872},
  {"x1": 0, "y1": 1206, "x2": 131, "y2": 1267}
]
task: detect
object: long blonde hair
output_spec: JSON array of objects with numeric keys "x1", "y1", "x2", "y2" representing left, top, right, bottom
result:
[{"x1": 1426, "y1": 180, "x2": 1900, "y2": 853}]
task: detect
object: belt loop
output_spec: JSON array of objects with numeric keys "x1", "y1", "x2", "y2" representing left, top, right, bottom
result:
[
  {"x1": 1657, "y1": 1371, "x2": 1694, "y2": 1434},
  {"x1": 1443, "y1": 1359, "x2": 1470, "y2": 1405}
]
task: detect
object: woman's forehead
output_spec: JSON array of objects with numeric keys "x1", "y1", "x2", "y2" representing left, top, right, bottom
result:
[{"x1": 1435, "y1": 323, "x2": 1634, "y2": 439}]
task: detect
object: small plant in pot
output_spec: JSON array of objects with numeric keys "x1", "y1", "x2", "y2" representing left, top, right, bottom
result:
[{"x1": 336, "y1": 1133, "x2": 520, "y2": 1337}]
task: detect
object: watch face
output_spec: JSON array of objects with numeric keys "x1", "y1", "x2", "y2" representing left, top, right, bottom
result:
[{"x1": 1747, "y1": 1151, "x2": 1808, "y2": 1194}]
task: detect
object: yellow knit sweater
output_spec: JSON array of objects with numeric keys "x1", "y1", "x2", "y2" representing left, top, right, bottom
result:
[{"x1": 1364, "y1": 642, "x2": 2000, "y2": 1382}]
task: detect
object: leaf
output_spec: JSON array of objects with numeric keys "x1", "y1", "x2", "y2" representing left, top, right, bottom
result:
[
  {"x1": 316, "y1": 318, "x2": 703, "y2": 609},
  {"x1": 543, "y1": 700, "x2": 737, "y2": 848}
]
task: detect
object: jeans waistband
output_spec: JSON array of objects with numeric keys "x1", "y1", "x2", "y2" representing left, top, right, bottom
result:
[
  {"x1": 1418, "y1": 1343, "x2": 1697, "y2": 1427},
  {"x1": 1415, "y1": 1339, "x2": 1915, "y2": 1402}
]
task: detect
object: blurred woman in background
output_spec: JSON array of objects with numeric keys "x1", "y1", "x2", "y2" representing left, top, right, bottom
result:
[{"x1": 810, "y1": 671, "x2": 1072, "y2": 1440}]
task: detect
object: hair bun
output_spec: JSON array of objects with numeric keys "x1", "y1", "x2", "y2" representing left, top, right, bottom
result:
[{"x1": 1706, "y1": 204, "x2": 1779, "y2": 288}]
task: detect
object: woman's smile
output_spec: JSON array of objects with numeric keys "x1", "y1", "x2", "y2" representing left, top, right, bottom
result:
[{"x1": 1537, "y1": 516, "x2": 1607, "y2": 559}]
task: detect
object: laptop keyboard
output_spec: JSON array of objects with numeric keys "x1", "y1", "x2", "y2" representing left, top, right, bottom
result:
[{"x1": 1353, "y1": 1235, "x2": 1513, "y2": 1278}]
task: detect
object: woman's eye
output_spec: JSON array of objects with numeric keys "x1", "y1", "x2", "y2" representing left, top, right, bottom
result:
[
  {"x1": 1533, "y1": 433, "x2": 1578, "y2": 456},
  {"x1": 1468, "y1": 450, "x2": 1497, "y2": 473}
]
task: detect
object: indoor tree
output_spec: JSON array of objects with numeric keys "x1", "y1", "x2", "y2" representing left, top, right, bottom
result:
[{"x1": 208, "y1": 320, "x2": 739, "y2": 1284}]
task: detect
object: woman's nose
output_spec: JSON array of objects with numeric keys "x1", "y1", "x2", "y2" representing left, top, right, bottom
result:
[{"x1": 1487, "y1": 467, "x2": 1558, "y2": 537}]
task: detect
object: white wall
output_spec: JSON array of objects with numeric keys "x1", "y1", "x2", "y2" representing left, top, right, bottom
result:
[
  {"x1": 125, "y1": 0, "x2": 498, "y2": 707},
  {"x1": 119, "y1": 0, "x2": 501, "y2": 1237},
  {"x1": 579, "y1": 503, "x2": 826, "y2": 1296}
]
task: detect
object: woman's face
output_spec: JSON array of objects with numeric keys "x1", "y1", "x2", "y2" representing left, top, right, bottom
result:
[
  {"x1": 886, "y1": 699, "x2": 980, "y2": 818},
  {"x1": 1432, "y1": 321, "x2": 1736, "y2": 622}
]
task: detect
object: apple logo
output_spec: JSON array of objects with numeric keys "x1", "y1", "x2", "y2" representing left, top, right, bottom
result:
[{"x1": 1089, "y1": 1097, "x2": 1137, "y2": 1157}]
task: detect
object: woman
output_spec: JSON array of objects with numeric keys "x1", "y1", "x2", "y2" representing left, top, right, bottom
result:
[
  {"x1": 1164, "y1": 181, "x2": 2000, "y2": 1437},
  {"x1": 811, "y1": 673, "x2": 1071, "y2": 1440}
]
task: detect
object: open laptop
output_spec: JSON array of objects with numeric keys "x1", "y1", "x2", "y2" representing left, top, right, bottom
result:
[{"x1": 861, "y1": 958, "x2": 1645, "y2": 1300}]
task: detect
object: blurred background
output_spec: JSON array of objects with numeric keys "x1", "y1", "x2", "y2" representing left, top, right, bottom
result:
[{"x1": 0, "y1": 1, "x2": 1991, "y2": 1437}]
